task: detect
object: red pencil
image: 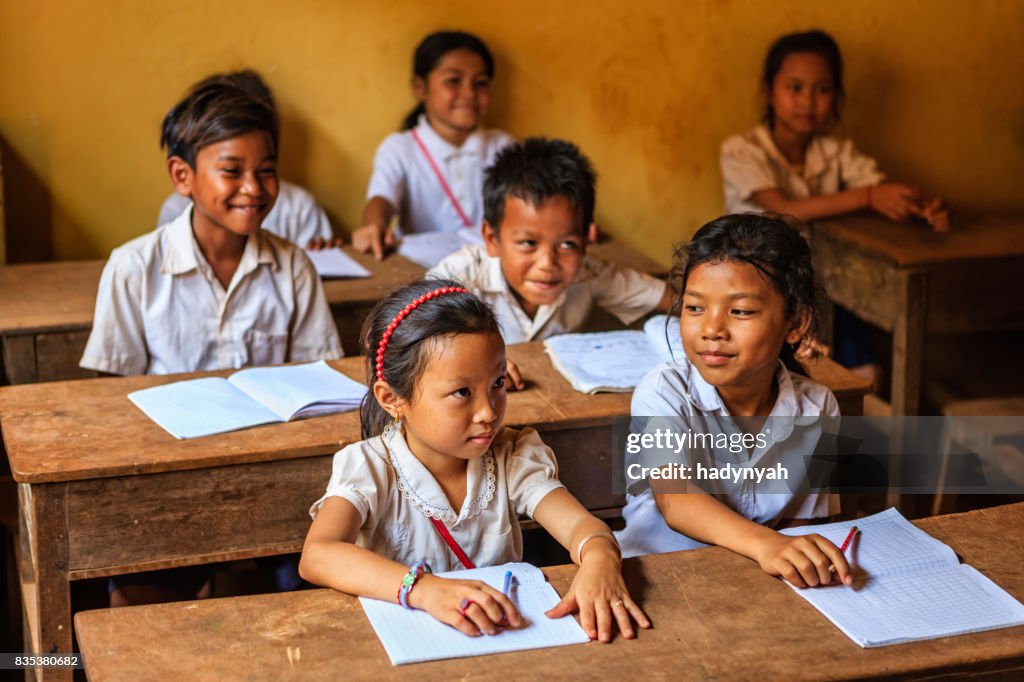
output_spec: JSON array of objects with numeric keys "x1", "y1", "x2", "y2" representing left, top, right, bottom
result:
[{"x1": 839, "y1": 526, "x2": 859, "y2": 554}]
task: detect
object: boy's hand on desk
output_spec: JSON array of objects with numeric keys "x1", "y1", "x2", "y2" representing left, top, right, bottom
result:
[
  {"x1": 306, "y1": 236, "x2": 345, "y2": 250},
  {"x1": 869, "y1": 182, "x2": 922, "y2": 222},
  {"x1": 753, "y1": 532, "x2": 852, "y2": 588},
  {"x1": 352, "y1": 224, "x2": 397, "y2": 260},
  {"x1": 409, "y1": 575, "x2": 522, "y2": 637},
  {"x1": 546, "y1": 549, "x2": 651, "y2": 643},
  {"x1": 505, "y1": 359, "x2": 525, "y2": 391}
]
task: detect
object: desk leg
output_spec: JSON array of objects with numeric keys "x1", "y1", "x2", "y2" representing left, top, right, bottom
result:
[
  {"x1": 18, "y1": 484, "x2": 72, "y2": 682},
  {"x1": 891, "y1": 270, "x2": 927, "y2": 417},
  {"x1": 887, "y1": 271, "x2": 927, "y2": 511}
]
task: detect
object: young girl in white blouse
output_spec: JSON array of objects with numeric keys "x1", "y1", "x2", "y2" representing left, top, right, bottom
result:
[
  {"x1": 301, "y1": 279, "x2": 650, "y2": 642},
  {"x1": 354, "y1": 31, "x2": 515, "y2": 259},
  {"x1": 721, "y1": 29, "x2": 948, "y2": 231},
  {"x1": 616, "y1": 214, "x2": 854, "y2": 589}
]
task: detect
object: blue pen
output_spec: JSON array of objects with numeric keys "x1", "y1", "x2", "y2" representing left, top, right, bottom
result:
[{"x1": 502, "y1": 570, "x2": 514, "y2": 597}]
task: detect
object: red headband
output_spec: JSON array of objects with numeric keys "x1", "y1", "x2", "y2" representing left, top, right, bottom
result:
[{"x1": 375, "y1": 286, "x2": 469, "y2": 382}]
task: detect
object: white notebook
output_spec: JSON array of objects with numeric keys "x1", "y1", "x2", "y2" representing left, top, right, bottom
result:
[
  {"x1": 397, "y1": 230, "x2": 483, "y2": 268},
  {"x1": 128, "y1": 361, "x2": 367, "y2": 439},
  {"x1": 305, "y1": 247, "x2": 371, "y2": 278},
  {"x1": 543, "y1": 315, "x2": 681, "y2": 393},
  {"x1": 359, "y1": 562, "x2": 590, "y2": 665},
  {"x1": 780, "y1": 508, "x2": 1024, "y2": 647}
]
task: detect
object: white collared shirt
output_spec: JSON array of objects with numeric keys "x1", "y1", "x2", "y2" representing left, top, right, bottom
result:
[
  {"x1": 616, "y1": 354, "x2": 840, "y2": 558},
  {"x1": 720, "y1": 124, "x2": 885, "y2": 214},
  {"x1": 157, "y1": 179, "x2": 333, "y2": 247},
  {"x1": 80, "y1": 206, "x2": 343, "y2": 376},
  {"x1": 367, "y1": 116, "x2": 515, "y2": 235},
  {"x1": 310, "y1": 426, "x2": 565, "y2": 572},
  {"x1": 427, "y1": 244, "x2": 666, "y2": 343}
]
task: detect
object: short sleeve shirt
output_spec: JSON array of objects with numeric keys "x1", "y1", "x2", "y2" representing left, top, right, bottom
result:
[
  {"x1": 428, "y1": 244, "x2": 666, "y2": 343},
  {"x1": 80, "y1": 206, "x2": 343, "y2": 375},
  {"x1": 367, "y1": 116, "x2": 515, "y2": 235},
  {"x1": 720, "y1": 124, "x2": 886, "y2": 214},
  {"x1": 310, "y1": 426, "x2": 565, "y2": 572},
  {"x1": 616, "y1": 354, "x2": 841, "y2": 557}
]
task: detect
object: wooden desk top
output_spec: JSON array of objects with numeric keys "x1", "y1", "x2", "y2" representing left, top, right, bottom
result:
[
  {"x1": 0, "y1": 342, "x2": 866, "y2": 485},
  {"x1": 74, "y1": 502, "x2": 1024, "y2": 681},
  {"x1": 0, "y1": 259, "x2": 104, "y2": 334},
  {"x1": 812, "y1": 214, "x2": 1024, "y2": 268}
]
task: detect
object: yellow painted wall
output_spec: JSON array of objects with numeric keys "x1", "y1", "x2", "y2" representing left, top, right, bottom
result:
[{"x1": 1, "y1": 0, "x2": 1023, "y2": 264}]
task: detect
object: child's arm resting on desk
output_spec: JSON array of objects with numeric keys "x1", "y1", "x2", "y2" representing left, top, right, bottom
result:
[
  {"x1": 300, "y1": 496, "x2": 521, "y2": 637},
  {"x1": 652, "y1": 489, "x2": 852, "y2": 588},
  {"x1": 533, "y1": 489, "x2": 652, "y2": 642}
]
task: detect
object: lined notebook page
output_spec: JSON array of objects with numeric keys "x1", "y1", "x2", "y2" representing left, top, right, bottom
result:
[
  {"x1": 359, "y1": 563, "x2": 589, "y2": 665},
  {"x1": 780, "y1": 509, "x2": 1024, "y2": 647},
  {"x1": 543, "y1": 331, "x2": 663, "y2": 393}
]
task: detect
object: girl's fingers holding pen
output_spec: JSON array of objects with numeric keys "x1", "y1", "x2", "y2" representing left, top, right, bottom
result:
[{"x1": 815, "y1": 536, "x2": 853, "y2": 585}]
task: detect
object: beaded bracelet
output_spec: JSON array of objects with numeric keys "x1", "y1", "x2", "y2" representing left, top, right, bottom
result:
[{"x1": 397, "y1": 561, "x2": 432, "y2": 610}]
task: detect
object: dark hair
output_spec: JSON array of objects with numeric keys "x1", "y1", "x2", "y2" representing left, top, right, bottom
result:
[
  {"x1": 483, "y1": 138, "x2": 595, "y2": 236},
  {"x1": 761, "y1": 30, "x2": 844, "y2": 127},
  {"x1": 401, "y1": 31, "x2": 495, "y2": 131},
  {"x1": 160, "y1": 70, "x2": 279, "y2": 167},
  {"x1": 668, "y1": 213, "x2": 821, "y2": 374},
  {"x1": 359, "y1": 278, "x2": 502, "y2": 439}
]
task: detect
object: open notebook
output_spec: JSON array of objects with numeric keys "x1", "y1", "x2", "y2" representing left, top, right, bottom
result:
[
  {"x1": 304, "y1": 248, "x2": 371, "y2": 279},
  {"x1": 359, "y1": 562, "x2": 589, "y2": 665},
  {"x1": 543, "y1": 315, "x2": 681, "y2": 393},
  {"x1": 780, "y1": 508, "x2": 1024, "y2": 647},
  {"x1": 128, "y1": 360, "x2": 367, "y2": 439},
  {"x1": 397, "y1": 230, "x2": 483, "y2": 268}
]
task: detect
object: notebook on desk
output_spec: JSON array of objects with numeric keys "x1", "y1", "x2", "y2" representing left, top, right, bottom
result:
[
  {"x1": 780, "y1": 508, "x2": 1024, "y2": 647},
  {"x1": 359, "y1": 562, "x2": 589, "y2": 665},
  {"x1": 305, "y1": 248, "x2": 371, "y2": 279},
  {"x1": 128, "y1": 360, "x2": 366, "y2": 439},
  {"x1": 543, "y1": 315, "x2": 680, "y2": 393}
]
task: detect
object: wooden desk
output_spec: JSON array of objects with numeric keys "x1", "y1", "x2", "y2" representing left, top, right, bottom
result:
[
  {"x1": 810, "y1": 214, "x2": 1024, "y2": 416},
  {"x1": 1, "y1": 341, "x2": 866, "y2": 677},
  {"x1": 0, "y1": 241, "x2": 665, "y2": 385},
  {"x1": 74, "y1": 503, "x2": 1024, "y2": 681}
]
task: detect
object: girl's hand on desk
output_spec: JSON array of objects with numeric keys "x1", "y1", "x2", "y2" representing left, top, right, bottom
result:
[
  {"x1": 546, "y1": 547, "x2": 651, "y2": 642},
  {"x1": 869, "y1": 182, "x2": 922, "y2": 222},
  {"x1": 753, "y1": 532, "x2": 852, "y2": 588},
  {"x1": 505, "y1": 359, "x2": 525, "y2": 391},
  {"x1": 917, "y1": 197, "x2": 951, "y2": 233},
  {"x1": 352, "y1": 224, "x2": 397, "y2": 260},
  {"x1": 409, "y1": 575, "x2": 522, "y2": 637}
]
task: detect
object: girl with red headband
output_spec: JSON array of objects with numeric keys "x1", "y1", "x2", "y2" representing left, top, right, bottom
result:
[{"x1": 300, "y1": 278, "x2": 650, "y2": 642}]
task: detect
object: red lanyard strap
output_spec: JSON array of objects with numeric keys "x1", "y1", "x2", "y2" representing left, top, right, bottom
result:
[
  {"x1": 430, "y1": 517, "x2": 476, "y2": 569},
  {"x1": 410, "y1": 128, "x2": 474, "y2": 229}
]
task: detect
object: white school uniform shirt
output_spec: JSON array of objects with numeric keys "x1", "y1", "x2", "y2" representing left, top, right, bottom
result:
[
  {"x1": 615, "y1": 354, "x2": 840, "y2": 558},
  {"x1": 720, "y1": 124, "x2": 886, "y2": 214},
  {"x1": 80, "y1": 206, "x2": 343, "y2": 376},
  {"x1": 157, "y1": 179, "x2": 333, "y2": 246},
  {"x1": 367, "y1": 115, "x2": 515, "y2": 234},
  {"x1": 427, "y1": 244, "x2": 665, "y2": 343},
  {"x1": 310, "y1": 426, "x2": 565, "y2": 572}
]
